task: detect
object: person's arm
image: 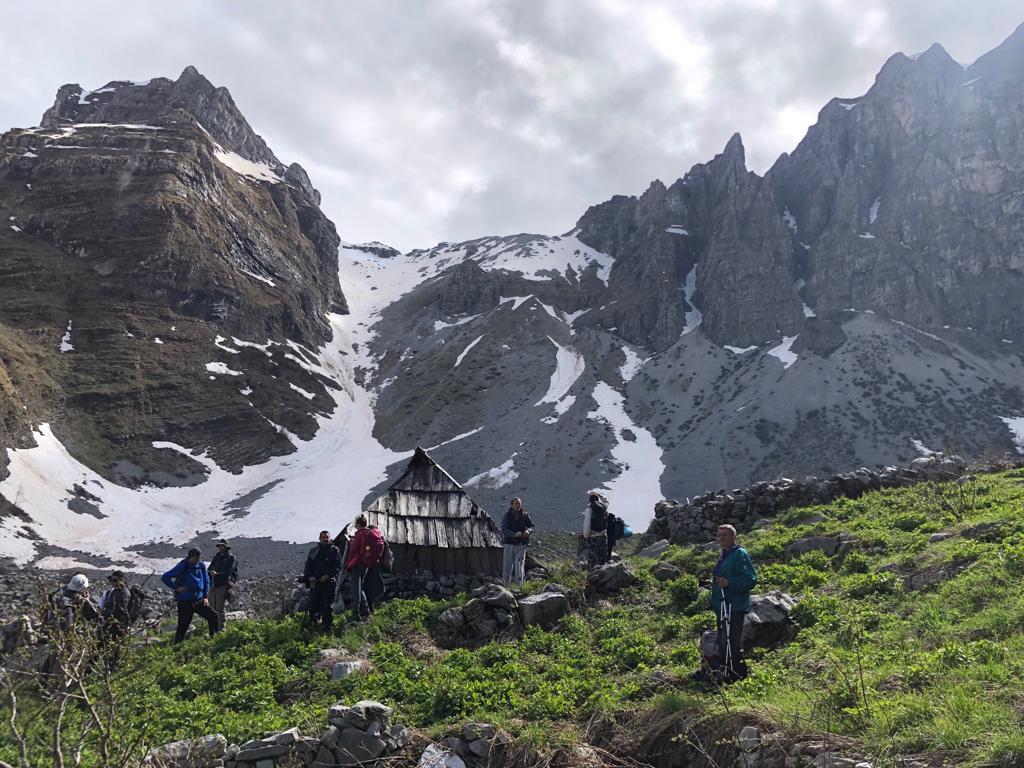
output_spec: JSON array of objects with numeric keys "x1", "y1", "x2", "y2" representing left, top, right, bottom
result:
[
  {"x1": 161, "y1": 561, "x2": 184, "y2": 591},
  {"x1": 329, "y1": 545, "x2": 342, "y2": 578},
  {"x1": 729, "y1": 550, "x2": 757, "y2": 593},
  {"x1": 582, "y1": 507, "x2": 592, "y2": 538},
  {"x1": 199, "y1": 564, "x2": 210, "y2": 600},
  {"x1": 523, "y1": 513, "x2": 535, "y2": 538}
]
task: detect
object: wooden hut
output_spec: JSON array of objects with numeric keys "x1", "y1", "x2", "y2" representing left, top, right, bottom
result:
[{"x1": 364, "y1": 447, "x2": 503, "y2": 576}]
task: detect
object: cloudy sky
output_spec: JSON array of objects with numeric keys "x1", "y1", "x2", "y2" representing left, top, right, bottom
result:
[{"x1": 1, "y1": 1, "x2": 1021, "y2": 251}]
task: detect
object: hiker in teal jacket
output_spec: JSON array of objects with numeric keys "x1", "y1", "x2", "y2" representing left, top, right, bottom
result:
[{"x1": 710, "y1": 524, "x2": 757, "y2": 681}]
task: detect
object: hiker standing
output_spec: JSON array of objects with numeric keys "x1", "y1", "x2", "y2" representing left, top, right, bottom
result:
[
  {"x1": 208, "y1": 539, "x2": 238, "y2": 631},
  {"x1": 710, "y1": 524, "x2": 757, "y2": 681},
  {"x1": 304, "y1": 530, "x2": 342, "y2": 632},
  {"x1": 99, "y1": 570, "x2": 132, "y2": 665},
  {"x1": 99, "y1": 570, "x2": 132, "y2": 638},
  {"x1": 582, "y1": 491, "x2": 610, "y2": 567},
  {"x1": 501, "y1": 497, "x2": 534, "y2": 586},
  {"x1": 162, "y1": 548, "x2": 219, "y2": 643},
  {"x1": 345, "y1": 514, "x2": 385, "y2": 622}
]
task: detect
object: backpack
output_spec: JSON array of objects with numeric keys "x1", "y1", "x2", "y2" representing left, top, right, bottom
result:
[
  {"x1": 700, "y1": 628, "x2": 719, "y2": 661},
  {"x1": 127, "y1": 585, "x2": 147, "y2": 622},
  {"x1": 359, "y1": 527, "x2": 386, "y2": 567}
]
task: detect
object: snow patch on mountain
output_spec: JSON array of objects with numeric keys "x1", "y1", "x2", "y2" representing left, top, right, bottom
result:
[
  {"x1": 681, "y1": 266, "x2": 702, "y2": 335},
  {"x1": 535, "y1": 337, "x2": 585, "y2": 407},
  {"x1": 586, "y1": 381, "x2": 664, "y2": 528},
  {"x1": 466, "y1": 454, "x2": 518, "y2": 489},
  {"x1": 619, "y1": 346, "x2": 647, "y2": 383},
  {"x1": 454, "y1": 334, "x2": 486, "y2": 368},
  {"x1": 59, "y1": 322, "x2": 74, "y2": 353},
  {"x1": 767, "y1": 336, "x2": 799, "y2": 369},
  {"x1": 1001, "y1": 416, "x2": 1024, "y2": 453},
  {"x1": 213, "y1": 148, "x2": 283, "y2": 183}
]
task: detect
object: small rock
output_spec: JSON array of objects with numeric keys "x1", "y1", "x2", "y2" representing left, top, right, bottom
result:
[
  {"x1": 331, "y1": 660, "x2": 364, "y2": 680},
  {"x1": 638, "y1": 539, "x2": 670, "y2": 558},
  {"x1": 651, "y1": 562, "x2": 682, "y2": 582},
  {"x1": 419, "y1": 744, "x2": 468, "y2": 768},
  {"x1": 738, "y1": 725, "x2": 761, "y2": 752}
]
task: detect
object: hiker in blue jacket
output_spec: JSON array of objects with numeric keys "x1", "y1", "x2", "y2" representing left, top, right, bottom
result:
[
  {"x1": 162, "y1": 547, "x2": 219, "y2": 643},
  {"x1": 709, "y1": 524, "x2": 757, "y2": 681}
]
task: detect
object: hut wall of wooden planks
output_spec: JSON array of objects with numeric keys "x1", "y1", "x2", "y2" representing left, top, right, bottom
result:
[{"x1": 364, "y1": 447, "x2": 503, "y2": 576}]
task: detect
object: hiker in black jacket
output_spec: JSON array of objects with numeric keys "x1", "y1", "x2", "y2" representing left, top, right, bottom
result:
[
  {"x1": 582, "y1": 492, "x2": 610, "y2": 567},
  {"x1": 501, "y1": 498, "x2": 534, "y2": 586},
  {"x1": 99, "y1": 570, "x2": 131, "y2": 666},
  {"x1": 208, "y1": 539, "x2": 238, "y2": 631},
  {"x1": 303, "y1": 530, "x2": 342, "y2": 632}
]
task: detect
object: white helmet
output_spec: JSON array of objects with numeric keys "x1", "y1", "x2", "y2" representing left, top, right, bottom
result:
[{"x1": 66, "y1": 574, "x2": 90, "y2": 592}]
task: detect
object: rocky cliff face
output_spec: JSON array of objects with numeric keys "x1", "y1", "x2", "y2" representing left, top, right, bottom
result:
[
  {"x1": 4, "y1": 28, "x2": 1024, "y2": 568},
  {"x1": 0, "y1": 67, "x2": 346, "y2": 494}
]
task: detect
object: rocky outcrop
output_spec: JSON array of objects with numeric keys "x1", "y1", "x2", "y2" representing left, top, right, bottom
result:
[
  {"x1": 438, "y1": 584, "x2": 519, "y2": 642},
  {"x1": 143, "y1": 700, "x2": 412, "y2": 768},
  {"x1": 0, "y1": 66, "x2": 347, "y2": 491}
]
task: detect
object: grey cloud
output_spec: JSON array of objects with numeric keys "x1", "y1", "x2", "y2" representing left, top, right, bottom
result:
[{"x1": 0, "y1": 1, "x2": 1020, "y2": 251}]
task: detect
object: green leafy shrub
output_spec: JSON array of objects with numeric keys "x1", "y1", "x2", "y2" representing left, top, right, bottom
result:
[
  {"x1": 667, "y1": 575, "x2": 706, "y2": 615},
  {"x1": 839, "y1": 551, "x2": 871, "y2": 574},
  {"x1": 841, "y1": 571, "x2": 901, "y2": 598}
]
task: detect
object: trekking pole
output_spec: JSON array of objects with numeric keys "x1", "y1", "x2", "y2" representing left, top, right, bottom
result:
[{"x1": 721, "y1": 591, "x2": 732, "y2": 677}]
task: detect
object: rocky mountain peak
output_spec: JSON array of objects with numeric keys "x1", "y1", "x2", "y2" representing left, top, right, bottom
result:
[
  {"x1": 40, "y1": 65, "x2": 281, "y2": 168},
  {"x1": 968, "y1": 21, "x2": 1024, "y2": 84}
]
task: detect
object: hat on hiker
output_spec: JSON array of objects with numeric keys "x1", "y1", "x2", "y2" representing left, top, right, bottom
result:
[
  {"x1": 107, "y1": 570, "x2": 125, "y2": 582},
  {"x1": 187, "y1": 547, "x2": 201, "y2": 558},
  {"x1": 67, "y1": 574, "x2": 90, "y2": 592},
  {"x1": 215, "y1": 539, "x2": 230, "y2": 549}
]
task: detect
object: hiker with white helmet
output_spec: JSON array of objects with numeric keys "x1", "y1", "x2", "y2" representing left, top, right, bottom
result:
[{"x1": 48, "y1": 573, "x2": 100, "y2": 631}]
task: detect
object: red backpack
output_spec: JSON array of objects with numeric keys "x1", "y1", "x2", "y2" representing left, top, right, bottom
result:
[{"x1": 359, "y1": 527, "x2": 386, "y2": 567}]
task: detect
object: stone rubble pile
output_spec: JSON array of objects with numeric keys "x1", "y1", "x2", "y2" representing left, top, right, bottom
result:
[
  {"x1": 438, "y1": 583, "x2": 573, "y2": 642},
  {"x1": 142, "y1": 700, "x2": 412, "y2": 768},
  {"x1": 428, "y1": 722, "x2": 512, "y2": 768},
  {"x1": 735, "y1": 724, "x2": 877, "y2": 768},
  {"x1": 648, "y1": 454, "x2": 969, "y2": 544}
]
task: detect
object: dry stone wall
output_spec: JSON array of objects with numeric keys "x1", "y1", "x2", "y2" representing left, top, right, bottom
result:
[{"x1": 646, "y1": 454, "x2": 993, "y2": 545}]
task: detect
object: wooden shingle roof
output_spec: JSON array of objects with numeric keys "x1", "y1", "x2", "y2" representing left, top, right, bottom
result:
[{"x1": 364, "y1": 447, "x2": 502, "y2": 549}]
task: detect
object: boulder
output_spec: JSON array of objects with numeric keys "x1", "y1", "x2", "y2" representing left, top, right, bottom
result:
[
  {"x1": 473, "y1": 584, "x2": 518, "y2": 611},
  {"x1": 335, "y1": 727, "x2": 387, "y2": 766},
  {"x1": 517, "y1": 592, "x2": 569, "y2": 629},
  {"x1": 143, "y1": 734, "x2": 227, "y2": 766},
  {"x1": 461, "y1": 723, "x2": 496, "y2": 742},
  {"x1": 742, "y1": 591, "x2": 797, "y2": 649},
  {"x1": 588, "y1": 562, "x2": 637, "y2": 594},
  {"x1": 418, "y1": 744, "x2": 468, "y2": 768},
  {"x1": 331, "y1": 660, "x2": 365, "y2": 681},
  {"x1": 651, "y1": 562, "x2": 682, "y2": 582},
  {"x1": 638, "y1": 539, "x2": 670, "y2": 558}
]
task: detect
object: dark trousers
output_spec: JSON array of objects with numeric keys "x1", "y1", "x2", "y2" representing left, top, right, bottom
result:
[
  {"x1": 715, "y1": 610, "x2": 747, "y2": 679},
  {"x1": 308, "y1": 580, "x2": 336, "y2": 631},
  {"x1": 606, "y1": 535, "x2": 618, "y2": 561},
  {"x1": 174, "y1": 600, "x2": 219, "y2": 643},
  {"x1": 350, "y1": 565, "x2": 383, "y2": 619}
]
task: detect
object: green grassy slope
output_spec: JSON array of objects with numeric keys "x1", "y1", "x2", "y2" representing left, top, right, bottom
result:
[{"x1": 4, "y1": 468, "x2": 1024, "y2": 767}]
